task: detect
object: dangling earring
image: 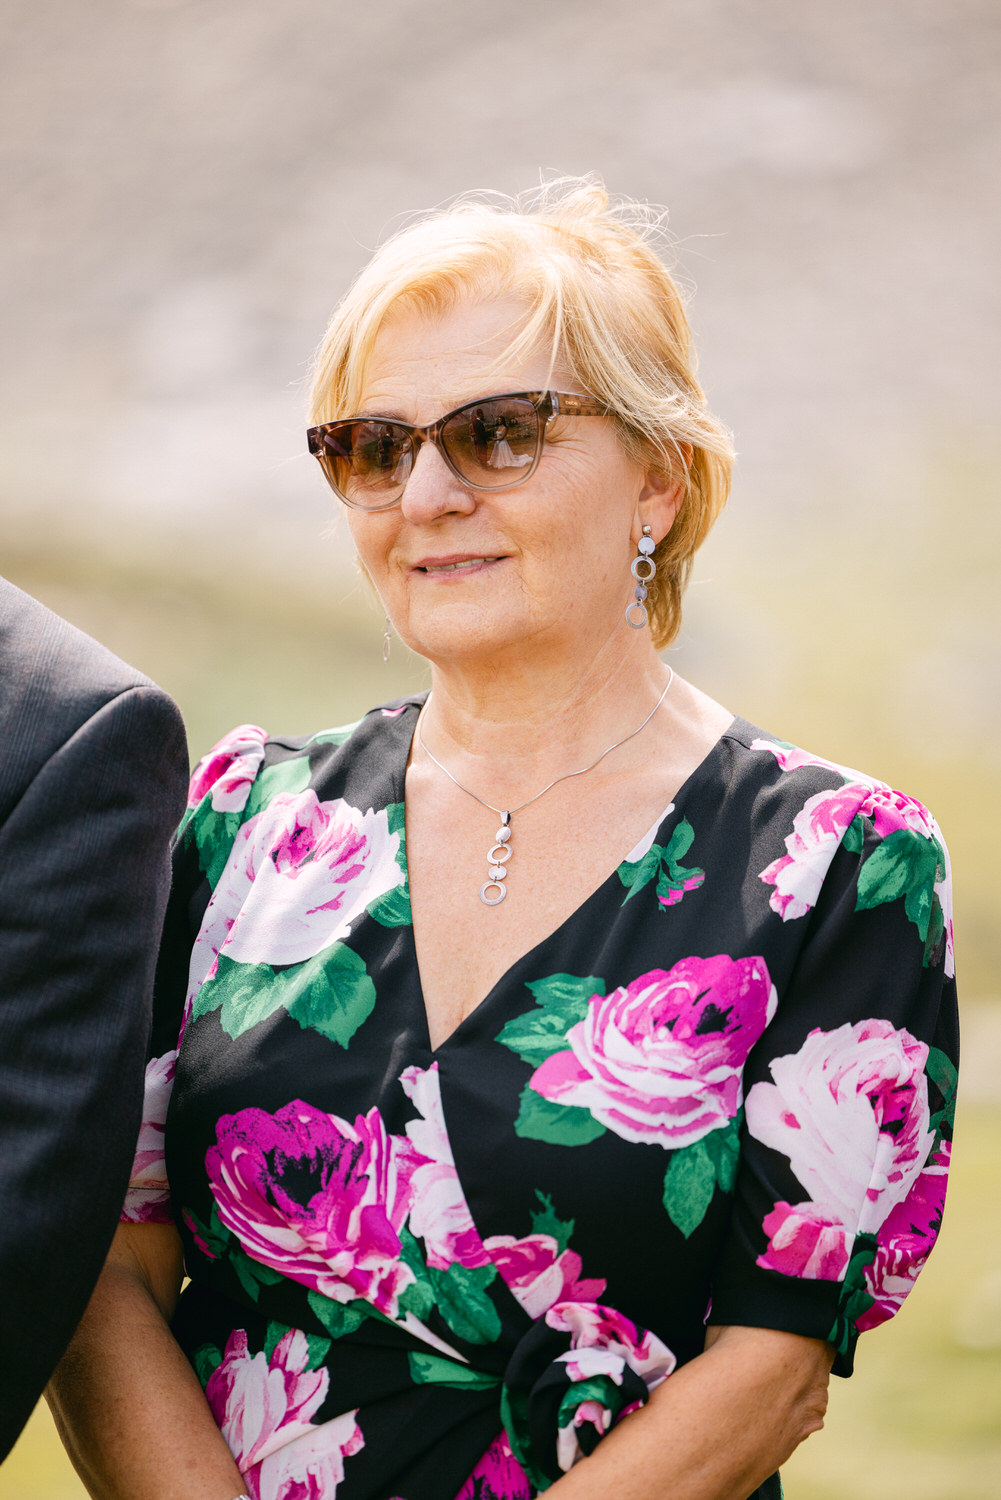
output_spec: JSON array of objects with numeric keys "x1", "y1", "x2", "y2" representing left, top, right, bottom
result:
[
  {"x1": 383, "y1": 616, "x2": 392, "y2": 662},
  {"x1": 625, "y1": 526, "x2": 656, "y2": 629}
]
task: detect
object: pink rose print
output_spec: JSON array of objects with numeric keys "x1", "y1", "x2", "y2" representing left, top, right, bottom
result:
[
  {"x1": 454, "y1": 1431, "x2": 533, "y2": 1500},
  {"x1": 206, "y1": 1100, "x2": 416, "y2": 1317},
  {"x1": 746, "y1": 1019, "x2": 935, "y2": 1280},
  {"x1": 206, "y1": 1327, "x2": 362, "y2": 1500},
  {"x1": 187, "y1": 724, "x2": 268, "y2": 813},
  {"x1": 750, "y1": 739, "x2": 869, "y2": 782},
  {"x1": 759, "y1": 782, "x2": 872, "y2": 922},
  {"x1": 546, "y1": 1302, "x2": 675, "y2": 1472},
  {"x1": 757, "y1": 1201, "x2": 853, "y2": 1281},
  {"x1": 483, "y1": 1232, "x2": 606, "y2": 1320},
  {"x1": 529, "y1": 956, "x2": 778, "y2": 1150},
  {"x1": 751, "y1": 739, "x2": 954, "y2": 976},
  {"x1": 858, "y1": 1144, "x2": 949, "y2": 1330},
  {"x1": 398, "y1": 1063, "x2": 491, "y2": 1271},
  {"x1": 189, "y1": 789, "x2": 402, "y2": 987},
  {"x1": 121, "y1": 1051, "x2": 176, "y2": 1223}
]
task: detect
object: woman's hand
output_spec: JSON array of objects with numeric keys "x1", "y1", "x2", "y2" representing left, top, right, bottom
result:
[
  {"x1": 546, "y1": 1323, "x2": 833, "y2": 1500},
  {"x1": 46, "y1": 1222, "x2": 246, "y2": 1500}
]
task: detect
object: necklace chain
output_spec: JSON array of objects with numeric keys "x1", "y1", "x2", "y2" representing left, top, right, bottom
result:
[{"x1": 417, "y1": 668, "x2": 674, "y2": 906}]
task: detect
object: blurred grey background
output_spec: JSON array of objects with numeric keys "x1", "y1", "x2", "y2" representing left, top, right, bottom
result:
[{"x1": 1, "y1": 4, "x2": 1000, "y2": 1494}]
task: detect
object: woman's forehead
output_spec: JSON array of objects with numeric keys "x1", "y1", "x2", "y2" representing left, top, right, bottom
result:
[{"x1": 358, "y1": 295, "x2": 561, "y2": 421}]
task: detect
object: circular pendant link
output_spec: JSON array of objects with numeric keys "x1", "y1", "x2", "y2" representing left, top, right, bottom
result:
[
  {"x1": 480, "y1": 880, "x2": 507, "y2": 906},
  {"x1": 631, "y1": 555, "x2": 656, "y2": 582},
  {"x1": 487, "y1": 842, "x2": 512, "y2": 864},
  {"x1": 626, "y1": 601, "x2": 649, "y2": 629}
]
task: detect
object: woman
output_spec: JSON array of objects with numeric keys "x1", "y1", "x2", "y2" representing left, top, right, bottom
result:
[
  {"x1": 485, "y1": 416, "x2": 531, "y2": 470},
  {"x1": 49, "y1": 179, "x2": 958, "y2": 1500}
]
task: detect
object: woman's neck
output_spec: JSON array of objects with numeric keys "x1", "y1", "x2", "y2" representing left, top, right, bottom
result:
[{"x1": 417, "y1": 631, "x2": 674, "y2": 799}]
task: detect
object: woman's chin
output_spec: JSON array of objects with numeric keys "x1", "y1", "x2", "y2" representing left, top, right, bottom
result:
[{"x1": 396, "y1": 601, "x2": 541, "y2": 667}]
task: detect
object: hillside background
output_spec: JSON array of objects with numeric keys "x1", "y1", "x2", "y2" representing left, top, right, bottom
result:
[{"x1": 1, "y1": 1, "x2": 998, "y2": 1495}]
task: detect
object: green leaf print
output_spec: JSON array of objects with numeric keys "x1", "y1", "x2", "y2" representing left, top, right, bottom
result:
[
  {"x1": 526, "y1": 972, "x2": 606, "y2": 1017},
  {"x1": 262, "y1": 1320, "x2": 330, "y2": 1367},
  {"x1": 188, "y1": 1212, "x2": 284, "y2": 1306},
  {"x1": 263, "y1": 1320, "x2": 285, "y2": 1362},
  {"x1": 556, "y1": 1376, "x2": 614, "y2": 1428},
  {"x1": 616, "y1": 841, "x2": 662, "y2": 897},
  {"x1": 368, "y1": 801, "x2": 412, "y2": 927},
  {"x1": 841, "y1": 813, "x2": 866, "y2": 855},
  {"x1": 500, "y1": 1386, "x2": 545, "y2": 1491},
  {"x1": 408, "y1": 1352, "x2": 499, "y2": 1390},
  {"x1": 190, "y1": 799, "x2": 245, "y2": 890},
  {"x1": 703, "y1": 1110, "x2": 743, "y2": 1194},
  {"x1": 662, "y1": 1114, "x2": 743, "y2": 1237},
  {"x1": 193, "y1": 1342, "x2": 222, "y2": 1387},
  {"x1": 304, "y1": 1331, "x2": 333, "y2": 1369},
  {"x1": 193, "y1": 946, "x2": 376, "y2": 1049},
  {"x1": 306, "y1": 1289, "x2": 373, "y2": 1339},
  {"x1": 927, "y1": 1045, "x2": 958, "y2": 1148},
  {"x1": 855, "y1": 829, "x2": 944, "y2": 950},
  {"x1": 397, "y1": 1227, "x2": 436, "y2": 1321},
  {"x1": 242, "y1": 756, "x2": 313, "y2": 824},
  {"x1": 182, "y1": 1203, "x2": 233, "y2": 1260},
  {"x1": 530, "y1": 1190, "x2": 575, "y2": 1254},
  {"x1": 230, "y1": 1245, "x2": 284, "y2": 1303},
  {"x1": 429, "y1": 1262, "x2": 501, "y2": 1345},
  {"x1": 514, "y1": 1085, "x2": 607, "y2": 1146},
  {"x1": 497, "y1": 974, "x2": 605, "y2": 1067},
  {"x1": 927, "y1": 1046, "x2": 958, "y2": 1115},
  {"x1": 367, "y1": 885, "x2": 412, "y2": 928},
  {"x1": 827, "y1": 1234, "x2": 878, "y2": 1358},
  {"x1": 304, "y1": 720, "x2": 363, "y2": 747},
  {"x1": 618, "y1": 819, "x2": 704, "y2": 910},
  {"x1": 284, "y1": 944, "x2": 377, "y2": 1048},
  {"x1": 193, "y1": 954, "x2": 282, "y2": 1038},
  {"x1": 662, "y1": 1139, "x2": 716, "y2": 1238}
]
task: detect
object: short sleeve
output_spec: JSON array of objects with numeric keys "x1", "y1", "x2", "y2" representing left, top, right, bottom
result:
[
  {"x1": 120, "y1": 724, "x2": 268, "y2": 1223},
  {"x1": 709, "y1": 779, "x2": 959, "y2": 1376}
]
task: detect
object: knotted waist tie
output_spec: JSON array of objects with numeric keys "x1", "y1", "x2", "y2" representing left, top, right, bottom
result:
[{"x1": 455, "y1": 1300, "x2": 676, "y2": 1489}]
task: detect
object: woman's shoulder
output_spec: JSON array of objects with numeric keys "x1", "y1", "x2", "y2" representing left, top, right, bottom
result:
[
  {"x1": 179, "y1": 697, "x2": 425, "y2": 836},
  {"x1": 713, "y1": 718, "x2": 953, "y2": 974},
  {"x1": 717, "y1": 717, "x2": 946, "y2": 835}
]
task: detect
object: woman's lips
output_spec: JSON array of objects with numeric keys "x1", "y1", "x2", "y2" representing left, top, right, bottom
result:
[{"x1": 413, "y1": 555, "x2": 503, "y2": 575}]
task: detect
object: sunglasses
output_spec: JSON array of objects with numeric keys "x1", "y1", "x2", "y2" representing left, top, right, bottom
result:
[{"x1": 306, "y1": 390, "x2": 606, "y2": 511}]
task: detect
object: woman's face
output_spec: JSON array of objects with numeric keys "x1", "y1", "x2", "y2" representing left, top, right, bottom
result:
[{"x1": 346, "y1": 294, "x2": 679, "y2": 669}]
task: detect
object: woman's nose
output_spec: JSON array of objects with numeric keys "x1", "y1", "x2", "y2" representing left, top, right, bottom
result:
[{"x1": 399, "y1": 438, "x2": 477, "y2": 523}]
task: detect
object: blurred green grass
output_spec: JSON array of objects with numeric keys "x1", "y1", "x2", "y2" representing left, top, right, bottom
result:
[{"x1": 1, "y1": 499, "x2": 997, "y2": 1496}]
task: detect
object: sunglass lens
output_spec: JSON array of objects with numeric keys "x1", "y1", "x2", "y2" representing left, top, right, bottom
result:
[
  {"x1": 442, "y1": 398, "x2": 539, "y2": 486},
  {"x1": 321, "y1": 421, "x2": 413, "y2": 506}
]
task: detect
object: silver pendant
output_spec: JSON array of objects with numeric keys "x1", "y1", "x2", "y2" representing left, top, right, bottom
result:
[{"x1": 480, "y1": 813, "x2": 511, "y2": 906}]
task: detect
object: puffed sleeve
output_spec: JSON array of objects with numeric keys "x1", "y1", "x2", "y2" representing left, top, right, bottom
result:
[
  {"x1": 709, "y1": 776, "x2": 958, "y2": 1376},
  {"x1": 120, "y1": 724, "x2": 268, "y2": 1223}
]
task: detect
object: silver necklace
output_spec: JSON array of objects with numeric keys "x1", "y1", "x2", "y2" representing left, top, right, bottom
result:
[{"x1": 417, "y1": 669, "x2": 674, "y2": 907}]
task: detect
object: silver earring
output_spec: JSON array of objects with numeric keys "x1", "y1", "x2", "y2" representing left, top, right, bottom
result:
[
  {"x1": 383, "y1": 616, "x2": 392, "y2": 662},
  {"x1": 626, "y1": 526, "x2": 656, "y2": 629}
]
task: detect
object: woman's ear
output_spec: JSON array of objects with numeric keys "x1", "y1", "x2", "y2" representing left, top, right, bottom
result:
[{"x1": 635, "y1": 444, "x2": 691, "y2": 545}]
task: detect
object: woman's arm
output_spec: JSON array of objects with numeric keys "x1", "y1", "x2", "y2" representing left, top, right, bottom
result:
[
  {"x1": 549, "y1": 1324, "x2": 832, "y2": 1500},
  {"x1": 46, "y1": 1222, "x2": 246, "y2": 1500}
]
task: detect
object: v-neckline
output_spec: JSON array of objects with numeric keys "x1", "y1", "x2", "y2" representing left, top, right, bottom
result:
[{"x1": 389, "y1": 694, "x2": 746, "y2": 1057}]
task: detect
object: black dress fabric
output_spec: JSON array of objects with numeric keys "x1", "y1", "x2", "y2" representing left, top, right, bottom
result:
[{"x1": 124, "y1": 697, "x2": 958, "y2": 1500}]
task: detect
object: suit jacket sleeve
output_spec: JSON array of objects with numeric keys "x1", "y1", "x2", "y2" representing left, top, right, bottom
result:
[{"x1": 0, "y1": 682, "x2": 188, "y2": 1458}]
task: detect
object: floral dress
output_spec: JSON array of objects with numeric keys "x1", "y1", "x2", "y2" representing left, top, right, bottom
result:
[{"x1": 124, "y1": 697, "x2": 958, "y2": 1500}]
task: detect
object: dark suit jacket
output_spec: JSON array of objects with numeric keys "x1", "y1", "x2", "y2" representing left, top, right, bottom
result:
[{"x1": 0, "y1": 577, "x2": 188, "y2": 1458}]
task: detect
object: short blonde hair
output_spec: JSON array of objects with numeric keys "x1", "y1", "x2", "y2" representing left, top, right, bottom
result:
[{"x1": 309, "y1": 176, "x2": 734, "y2": 649}]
